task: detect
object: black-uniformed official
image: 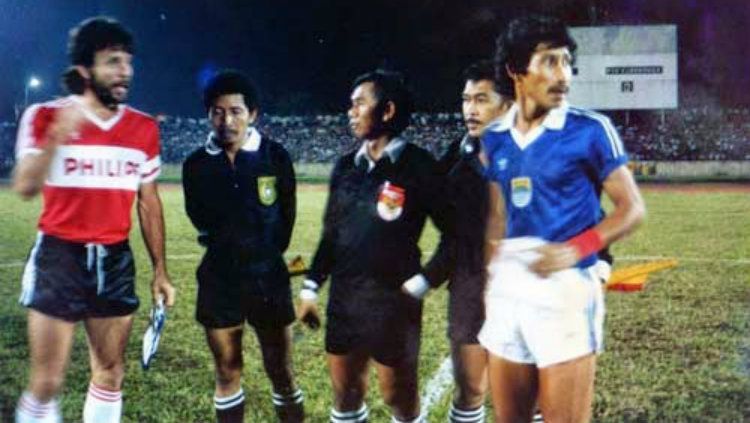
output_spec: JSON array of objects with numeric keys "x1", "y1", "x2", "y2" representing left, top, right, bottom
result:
[
  {"x1": 297, "y1": 69, "x2": 453, "y2": 423},
  {"x1": 436, "y1": 61, "x2": 512, "y2": 423},
  {"x1": 182, "y1": 70, "x2": 303, "y2": 423}
]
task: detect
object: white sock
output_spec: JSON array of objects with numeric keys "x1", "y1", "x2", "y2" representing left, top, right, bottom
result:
[
  {"x1": 83, "y1": 383, "x2": 122, "y2": 423},
  {"x1": 15, "y1": 392, "x2": 61, "y2": 423}
]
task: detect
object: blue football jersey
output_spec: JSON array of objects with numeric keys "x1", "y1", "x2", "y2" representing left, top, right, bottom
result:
[{"x1": 483, "y1": 104, "x2": 628, "y2": 267}]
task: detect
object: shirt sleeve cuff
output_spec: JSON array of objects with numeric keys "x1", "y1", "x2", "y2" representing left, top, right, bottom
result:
[
  {"x1": 300, "y1": 279, "x2": 320, "y2": 301},
  {"x1": 15, "y1": 147, "x2": 43, "y2": 161},
  {"x1": 402, "y1": 273, "x2": 430, "y2": 299}
]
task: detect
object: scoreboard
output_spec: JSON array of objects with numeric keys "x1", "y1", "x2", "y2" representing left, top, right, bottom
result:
[{"x1": 568, "y1": 25, "x2": 678, "y2": 110}]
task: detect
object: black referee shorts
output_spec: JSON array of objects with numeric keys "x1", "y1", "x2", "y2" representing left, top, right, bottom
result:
[
  {"x1": 196, "y1": 253, "x2": 295, "y2": 330},
  {"x1": 447, "y1": 271, "x2": 486, "y2": 345},
  {"x1": 325, "y1": 277, "x2": 422, "y2": 367},
  {"x1": 19, "y1": 233, "x2": 139, "y2": 322}
]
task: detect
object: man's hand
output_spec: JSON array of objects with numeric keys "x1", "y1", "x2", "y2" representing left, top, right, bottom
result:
[
  {"x1": 297, "y1": 299, "x2": 321, "y2": 330},
  {"x1": 151, "y1": 272, "x2": 176, "y2": 307},
  {"x1": 47, "y1": 105, "x2": 85, "y2": 146},
  {"x1": 530, "y1": 243, "x2": 579, "y2": 278},
  {"x1": 13, "y1": 105, "x2": 86, "y2": 199}
]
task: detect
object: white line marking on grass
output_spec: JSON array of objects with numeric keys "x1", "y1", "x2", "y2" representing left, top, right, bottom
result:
[
  {"x1": 2, "y1": 254, "x2": 749, "y2": 269},
  {"x1": 421, "y1": 356, "x2": 454, "y2": 417},
  {"x1": 166, "y1": 254, "x2": 200, "y2": 259},
  {"x1": 619, "y1": 255, "x2": 750, "y2": 265}
]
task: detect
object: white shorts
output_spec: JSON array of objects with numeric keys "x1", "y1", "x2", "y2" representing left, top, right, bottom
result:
[{"x1": 477, "y1": 237, "x2": 605, "y2": 368}]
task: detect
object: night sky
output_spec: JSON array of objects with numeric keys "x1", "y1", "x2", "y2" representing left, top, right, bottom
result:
[{"x1": 1, "y1": 0, "x2": 749, "y2": 119}]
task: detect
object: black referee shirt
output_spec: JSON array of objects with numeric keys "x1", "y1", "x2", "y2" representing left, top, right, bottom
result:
[
  {"x1": 307, "y1": 139, "x2": 454, "y2": 290},
  {"x1": 182, "y1": 129, "x2": 296, "y2": 263},
  {"x1": 436, "y1": 135, "x2": 489, "y2": 286}
]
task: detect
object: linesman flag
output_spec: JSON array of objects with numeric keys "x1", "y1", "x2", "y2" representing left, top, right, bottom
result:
[{"x1": 142, "y1": 298, "x2": 166, "y2": 370}]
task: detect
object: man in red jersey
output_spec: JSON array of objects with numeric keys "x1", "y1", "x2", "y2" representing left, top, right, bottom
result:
[{"x1": 12, "y1": 16, "x2": 175, "y2": 423}]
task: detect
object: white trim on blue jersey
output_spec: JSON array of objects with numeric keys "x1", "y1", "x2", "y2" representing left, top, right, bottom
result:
[{"x1": 568, "y1": 107, "x2": 626, "y2": 159}]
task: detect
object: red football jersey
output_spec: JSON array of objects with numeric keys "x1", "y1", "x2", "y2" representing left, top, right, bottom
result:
[{"x1": 15, "y1": 96, "x2": 161, "y2": 244}]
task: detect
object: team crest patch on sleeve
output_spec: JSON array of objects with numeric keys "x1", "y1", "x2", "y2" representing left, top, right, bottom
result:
[
  {"x1": 511, "y1": 177, "x2": 533, "y2": 208},
  {"x1": 257, "y1": 176, "x2": 277, "y2": 206},
  {"x1": 377, "y1": 181, "x2": 405, "y2": 221}
]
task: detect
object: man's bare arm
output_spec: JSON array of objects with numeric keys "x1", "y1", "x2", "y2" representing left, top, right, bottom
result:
[
  {"x1": 484, "y1": 181, "x2": 506, "y2": 265},
  {"x1": 13, "y1": 106, "x2": 84, "y2": 199},
  {"x1": 531, "y1": 166, "x2": 646, "y2": 276},
  {"x1": 137, "y1": 181, "x2": 176, "y2": 306}
]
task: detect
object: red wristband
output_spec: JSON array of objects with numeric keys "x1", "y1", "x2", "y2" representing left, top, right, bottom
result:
[{"x1": 566, "y1": 229, "x2": 604, "y2": 259}]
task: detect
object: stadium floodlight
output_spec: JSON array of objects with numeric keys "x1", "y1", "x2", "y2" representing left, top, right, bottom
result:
[{"x1": 24, "y1": 76, "x2": 42, "y2": 107}]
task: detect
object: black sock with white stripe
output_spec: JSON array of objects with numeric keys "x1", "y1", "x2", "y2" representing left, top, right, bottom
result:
[
  {"x1": 272, "y1": 389, "x2": 304, "y2": 422},
  {"x1": 330, "y1": 403, "x2": 368, "y2": 423},
  {"x1": 448, "y1": 403, "x2": 485, "y2": 423},
  {"x1": 214, "y1": 389, "x2": 245, "y2": 423}
]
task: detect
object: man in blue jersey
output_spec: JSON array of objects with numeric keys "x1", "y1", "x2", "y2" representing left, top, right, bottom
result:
[{"x1": 479, "y1": 15, "x2": 645, "y2": 423}]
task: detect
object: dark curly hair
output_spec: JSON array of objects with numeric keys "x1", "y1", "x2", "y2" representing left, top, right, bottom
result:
[
  {"x1": 203, "y1": 70, "x2": 259, "y2": 112},
  {"x1": 494, "y1": 14, "x2": 577, "y2": 97},
  {"x1": 68, "y1": 16, "x2": 134, "y2": 67}
]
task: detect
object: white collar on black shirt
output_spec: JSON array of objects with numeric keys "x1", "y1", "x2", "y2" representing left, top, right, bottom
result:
[
  {"x1": 204, "y1": 127, "x2": 262, "y2": 155},
  {"x1": 354, "y1": 137, "x2": 407, "y2": 172}
]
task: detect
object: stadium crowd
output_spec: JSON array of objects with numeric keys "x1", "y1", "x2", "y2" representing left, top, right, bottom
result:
[{"x1": 2, "y1": 108, "x2": 749, "y2": 175}]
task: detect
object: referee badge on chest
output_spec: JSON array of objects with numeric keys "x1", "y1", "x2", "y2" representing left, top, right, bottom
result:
[
  {"x1": 377, "y1": 181, "x2": 405, "y2": 221},
  {"x1": 257, "y1": 176, "x2": 277, "y2": 206},
  {"x1": 510, "y1": 177, "x2": 533, "y2": 208}
]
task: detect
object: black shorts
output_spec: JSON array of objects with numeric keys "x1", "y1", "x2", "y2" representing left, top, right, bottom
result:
[
  {"x1": 19, "y1": 233, "x2": 139, "y2": 322},
  {"x1": 448, "y1": 271, "x2": 486, "y2": 345},
  {"x1": 325, "y1": 277, "x2": 422, "y2": 367},
  {"x1": 196, "y1": 253, "x2": 295, "y2": 329}
]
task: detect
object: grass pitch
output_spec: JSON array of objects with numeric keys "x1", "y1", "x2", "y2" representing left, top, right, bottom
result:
[{"x1": 1, "y1": 183, "x2": 749, "y2": 422}]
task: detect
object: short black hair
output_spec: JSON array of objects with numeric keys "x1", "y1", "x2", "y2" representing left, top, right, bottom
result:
[
  {"x1": 352, "y1": 69, "x2": 414, "y2": 137},
  {"x1": 68, "y1": 16, "x2": 134, "y2": 67},
  {"x1": 494, "y1": 14, "x2": 577, "y2": 96},
  {"x1": 462, "y1": 60, "x2": 505, "y2": 96},
  {"x1": 203, "y1": 70, "x2": 259, "y2": 112}
]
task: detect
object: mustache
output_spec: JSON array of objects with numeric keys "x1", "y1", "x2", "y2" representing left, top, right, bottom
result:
[
  {"x1": 111, "y1": 80, "x2": 131, "y2": 89},
  {"x1": 465, "y1": 118, "x2": 482, "y2": 126},
  {"x1": 218, "y1": 128, "x2": 240, "y2": 136},
  {"x1": 548, "y1": 85, "x2": 569, "y2": 94},
  {"x1": 214, "y1": 128, "x2": 242, "y2": 141}
]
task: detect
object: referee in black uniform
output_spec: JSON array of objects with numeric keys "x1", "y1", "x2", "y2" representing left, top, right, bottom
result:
[
  {"x1": 182, "y1": 70, "x2": 303, "y2": 423},
  {"x1": 436, "y1": 61, "x2": 512, "y2": 423},
  {"x1": 297, "y1": 69, "x2": 453, "y2": 423}
]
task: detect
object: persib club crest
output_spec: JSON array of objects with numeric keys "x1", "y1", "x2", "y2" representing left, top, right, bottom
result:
[
  {"x1": 257, "y1": 176, "x2": 277, "y2": 206},
  {"x1": 510, "y1": 177, "x2": 532, "y2": 208},
  {"x1": 377, "y1": 181, "x2": 406, "y2": 221}
]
